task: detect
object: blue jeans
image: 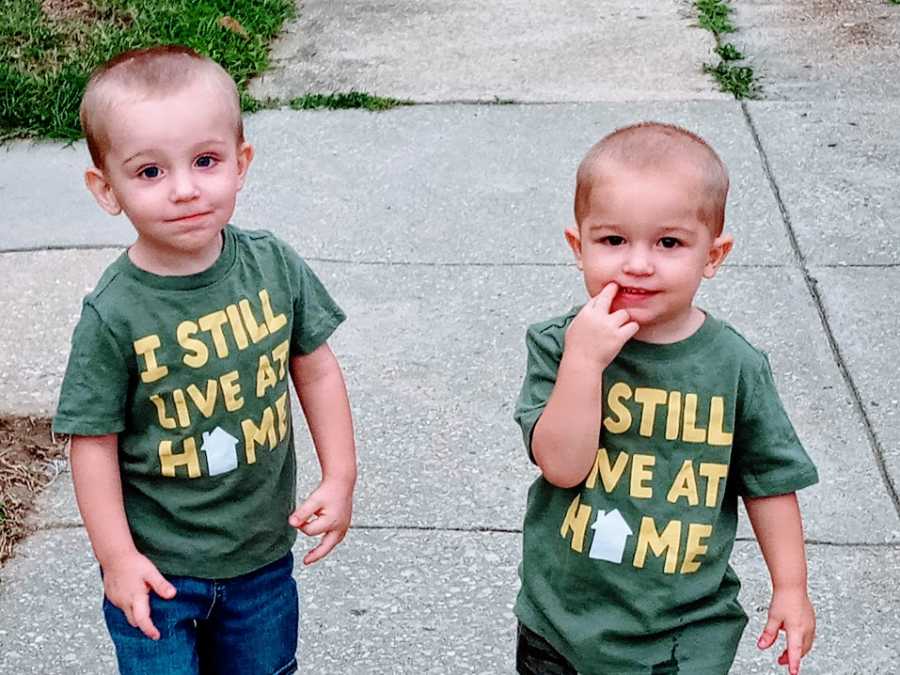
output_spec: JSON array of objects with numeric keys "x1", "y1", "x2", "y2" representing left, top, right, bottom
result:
[{"x1": 103, "y1": 553, "x2": 298, "y2": 675}]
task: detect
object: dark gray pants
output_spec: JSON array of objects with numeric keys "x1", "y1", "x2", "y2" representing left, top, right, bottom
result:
[{"x1": 516, "y1": 622, "x2": 577, "y2": 675}]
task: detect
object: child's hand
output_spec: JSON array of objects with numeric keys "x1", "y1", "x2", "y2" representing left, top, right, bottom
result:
[
  {"x1": 102, "y1": 551, "x2": 176, "y2": 640},
  {"x1": 757, "y1": 587, "x2": 816, "y2": 674},
  {"x1": 565, "y1": 282, "x2": 639, "y2": 367},
  {"x1": 289, "y1": 479, "x2": 354, "y2": 565}
]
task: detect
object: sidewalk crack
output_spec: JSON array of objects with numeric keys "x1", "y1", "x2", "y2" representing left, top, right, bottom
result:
[
  {"x1": 741, "y1": 101, "x2": 900, "y2": 521},
  {"x1": 34, "y1": 521, "x2": 83, "y2": 531}
]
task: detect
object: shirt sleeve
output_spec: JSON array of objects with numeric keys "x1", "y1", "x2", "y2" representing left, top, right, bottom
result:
[
  {"x1": 731, "y1": 354, "x2": 819, "y2": 496},
  {"x1": 281, "y1": 244, "x2": 346, "y2": 355},
  {"x1": 53, "y1": 303, "x2": 129, "y2": 436},
  {"x1": 513, "y1": 325, "x2": 563, "y2": 463}
]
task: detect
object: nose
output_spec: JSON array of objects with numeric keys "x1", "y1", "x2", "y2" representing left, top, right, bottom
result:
[
  {"x1": 622, "y1": 245, "x2": 653, "y2": 276},
  {"x1": 169, "y1": 169, "x2": 200, "y2": 202}
]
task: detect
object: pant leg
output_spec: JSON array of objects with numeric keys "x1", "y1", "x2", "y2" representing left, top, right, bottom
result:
[
  {"x1": 516, "y1": 622, "x2": 578, "y2": 675},
  {"x1": 103, "y1": 575, "x2": 214, "y2": 675},
  {"x1": 198, "y1": 553, "x2": 299, "y2": 675}
]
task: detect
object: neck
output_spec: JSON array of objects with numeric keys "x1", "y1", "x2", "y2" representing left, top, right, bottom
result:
[
  {"x1": 634, "y1": 306, "x2": 706, "y2": 344},
  {"x1": 128, "y1": 231, "x2": 224, "y2": 277}
]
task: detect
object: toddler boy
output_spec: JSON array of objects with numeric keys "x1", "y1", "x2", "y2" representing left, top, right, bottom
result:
[
  {"x1": 53, "y1": 46, "x2": 356, "y2": 675},
  {"x1": 513, "y1": 122, "x2": 818, "y2": 674}
]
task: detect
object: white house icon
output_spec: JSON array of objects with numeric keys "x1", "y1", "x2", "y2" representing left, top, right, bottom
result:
[
  {"x1": 589, "y1": 509, "x2": 633, "y2": 564},
  {"x1": 201, "y1": 427, "x2": 239, "y2": 476}
]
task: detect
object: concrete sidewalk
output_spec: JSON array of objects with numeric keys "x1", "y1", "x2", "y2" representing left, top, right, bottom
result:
[{"x1": 1, "y1": 2, "x2": 899, "y2": 673}]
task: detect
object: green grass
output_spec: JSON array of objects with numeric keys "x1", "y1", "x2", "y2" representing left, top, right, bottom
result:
[
  {"x1": 1, "y1": 0, "x2": 296, "y2": 141},
  {"x1": 695, "y1": 0, "x2": 736, "y2": 34},
  {"x1": 695, "y1": 0, "x2": 759, "y2": 99},
  {"x1": 703, "y1": 62, "x2": 755, "y2": 99},
  {"x1": 714, "y1": 43, "x2": 744, "y2": 61},
  {"x1": 289, "y1": 92, "x2": 412, "y2": 112}
]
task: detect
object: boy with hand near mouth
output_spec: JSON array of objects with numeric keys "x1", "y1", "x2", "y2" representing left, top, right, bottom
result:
[
  {"x1": 53, "y1": 46, "x2": 356, "y2": 675},
  {"x1": 514, "y1": 122, "x2": 818, "y2": 675}
]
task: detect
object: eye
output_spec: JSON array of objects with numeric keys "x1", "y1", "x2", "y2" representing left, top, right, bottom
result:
[
  {"x1": 138, "y1": 166, "x2": 161, "y2": 179},
  {"x1": 659, "y1": 237, "x2": 681, "y2": 249},
  {"x1": 602, "y1": 235, "x2": 626, "y2": 246},
  {"x1": 195, "y1": 154, "x2": 217, "y2": 168}
]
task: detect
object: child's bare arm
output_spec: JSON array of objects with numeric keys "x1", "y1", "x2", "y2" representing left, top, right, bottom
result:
[
  {"x1": 69, "y1": 435, "x2": 175, "y2": 640},
  {"x1": 744, "y1": 492, "x2": 815, "y2": 675},
  {"x1": 288, "y1": 343, "x2": 357, "y2": 565},
  {"x1": 533, "y1": 283, "x2": 638, "y2": 487}
]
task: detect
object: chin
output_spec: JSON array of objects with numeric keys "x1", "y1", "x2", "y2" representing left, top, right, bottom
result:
[
  {"x1": 612, "y1": 301, "x2": 652, "y2": 319},
  {"x1": 630, "y1": 313, "x2": 658, "y2": 328}
]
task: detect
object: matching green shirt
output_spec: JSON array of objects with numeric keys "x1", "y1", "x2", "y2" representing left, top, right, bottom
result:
[
  {"x1": 54, "y1": 226, "x2": 345, "y2": 579},
  {"x1": 54, "y1": 233, "x2": 818, "y2": 669},
  {"x1": 514, "y1": 309, "x2": 818, "y2": 674}
]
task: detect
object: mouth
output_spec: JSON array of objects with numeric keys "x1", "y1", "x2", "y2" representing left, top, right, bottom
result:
[
  {"x1": 618, "y1": 286, "x2": 658, "y2": 296},
  {"x1": 166, "y1": 211, "x2": 212, "y2": 223},
  {"x1": 614, "y1": 286, "x2": 660, "y2": 305}
]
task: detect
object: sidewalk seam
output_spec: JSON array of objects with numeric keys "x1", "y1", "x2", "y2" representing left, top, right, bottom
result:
[
  {"x1": 741, "y1": 101, "x2": 900, "y2": 521},
  {"x1": 34, "y1": 522, "x2": 82, "y2": 531},
  {"x1": 352, "y1": 528, "x2": 900, "y2": 546},
  {"x1": 5, "y1": 246, "x2": 899, "y2": 269},
  {"x1": 302, "y1": 259, "x2": 787, "y2": 269},
  {"x1": 31, "y1": 522, "x2": 900, "y2": 547},
  {"x1": 1, "y1": 244, "x2": 124, "y2": 254},
  {"x1": 0, "y1": 247, "x2": 842, "y2": 270}
]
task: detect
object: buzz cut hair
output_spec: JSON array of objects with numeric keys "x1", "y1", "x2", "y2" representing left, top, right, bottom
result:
[
  {"x1": 574, "y1": 122, "x2": 730, "y2": 235},
  {"x1": 79, "y1": 45, "x2": 244, "y2": 168}
]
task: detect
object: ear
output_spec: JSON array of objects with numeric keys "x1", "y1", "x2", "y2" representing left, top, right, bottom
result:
[
  {"x1": 564, "y1": 226, "x2": 584, "y2": 270},
  {"x1": 703, "y1": 233, "x2": 734, "y2": 279},
  {"x1": 84, "y1": 167, "x2": 122, "y2": 215},
  {"x1": 235, "y1": 142, "x2": 254, "y2": 191}
]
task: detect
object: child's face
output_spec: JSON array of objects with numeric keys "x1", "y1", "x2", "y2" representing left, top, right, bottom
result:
[
  {"x1": 566, "y1": 166, "x2": 732, "y2": 343},
  {"x1": 85, "y1": 80, "x2": 252, "y2": 271}
]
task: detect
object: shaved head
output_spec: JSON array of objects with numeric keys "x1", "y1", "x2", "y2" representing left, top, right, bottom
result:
[
  {"x1": 80, "y1": 45, "x2": 243, "y2": 168},
  {"x1": 575, "y1": 122, "x2": 730, "y2": 234}
]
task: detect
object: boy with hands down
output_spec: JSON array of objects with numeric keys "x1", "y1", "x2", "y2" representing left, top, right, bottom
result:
[
  {"x1": 513, "y1": 123, "x2": 817, "y2": 675},
  {"x1": 53, "y1": 46, "x2": 356, "y2": 675}
]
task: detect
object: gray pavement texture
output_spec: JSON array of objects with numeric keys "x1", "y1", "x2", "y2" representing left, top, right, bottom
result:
[
  {"x1": 248, "y1": 0, "x2": 727, "y2": 103},
  {"x1": 2, "y1": 1, "x2": 900, "y2": 674},
  {"x1": 731, "y1": 1, "x2": 900, "y2": 101}
]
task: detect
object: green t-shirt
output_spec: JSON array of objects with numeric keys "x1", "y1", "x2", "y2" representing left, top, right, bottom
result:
[
  {"x1": 513, "y1": 309, "x2": 818, "y2": 674},
  {"x1": 54, "y1": 226, "x2": 345, "y2": 579}
]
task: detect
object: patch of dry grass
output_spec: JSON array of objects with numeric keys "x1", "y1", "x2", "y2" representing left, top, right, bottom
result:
[{"x1": 0, "y1": 417, "x2": 68, "y2": 564}]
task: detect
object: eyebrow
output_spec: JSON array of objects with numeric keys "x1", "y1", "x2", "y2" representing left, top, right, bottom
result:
[
  {"x1": 585, "y1": 224, "x2": 699, "y2": 236},
  {"x1": 122, "y1": 150, "x2": 154, "y2": 165},
  {"x1": 657, "y1": 226, "x2": 704, "y2": 239}
]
